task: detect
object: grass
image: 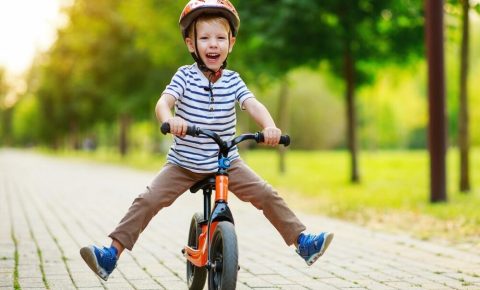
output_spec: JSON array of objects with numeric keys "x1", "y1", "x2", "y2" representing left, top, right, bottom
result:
[
  {"x1": 242, "y1": 148, "x2": 480, "y2": 245},
  {"x1": 12, "y1": 231, "x2": 20, "y2": 290},
  {"x1": 44, "y1": 147, "x2": 480, "y2": 245},
  {"x1": 38, "y1": 249, "x2": 49, "y2": 289}
]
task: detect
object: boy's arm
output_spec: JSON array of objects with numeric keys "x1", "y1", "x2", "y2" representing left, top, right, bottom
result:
[
  {"x1": 155, "y1": 93, "x2": 187, "y2": 136},
  {"x1": 243, "y1": 98, "x2": 281, "y2": 146}
]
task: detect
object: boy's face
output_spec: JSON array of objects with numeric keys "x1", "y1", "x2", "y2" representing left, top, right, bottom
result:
[{"x1": 186, "y1": 19, "x2": 236, "y2": 72}]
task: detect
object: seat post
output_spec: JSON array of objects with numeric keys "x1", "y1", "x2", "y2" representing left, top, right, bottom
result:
[{"x1": 203, "y1": 188, "x2": 212, "y2": 221}]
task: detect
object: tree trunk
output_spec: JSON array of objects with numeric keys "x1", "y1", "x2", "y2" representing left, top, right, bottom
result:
[
  {"x1": 277, "y1": 76, "x2": 289, "y2": 174},
  {"x1": 1, "y1": 108, "x2": 12, "y2": 146},
  {"x1": 69, "y1": 120, "x2": 80, "y2": 150},
  {"x1": 344, "y1": 41, "x2": 359, "y2": 183},
  {"x1": 459, "y1": 0, "x2": 470, "y2": 192},
  {"x1": 119, "y1": 114, "x2": 130, "y2": 156},
  {"x1": 425, "y1": 0, "x2": 447, "y2": 202}
]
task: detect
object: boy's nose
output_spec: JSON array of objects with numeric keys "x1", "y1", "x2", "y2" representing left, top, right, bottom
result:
[{"x1": 208, "y1": 39, "x2": 218, "y2": 47}]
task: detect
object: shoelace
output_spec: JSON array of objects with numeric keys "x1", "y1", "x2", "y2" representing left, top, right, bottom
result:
[
  {"x1": 299, "y1": 234, "x2": 322, "y2": 256},
  {"x1": 97, "y1": 247, "x2": 117, "y2": 271}
]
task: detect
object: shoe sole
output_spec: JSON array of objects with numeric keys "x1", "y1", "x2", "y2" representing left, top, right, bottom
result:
[
  {"x1": 80, "y1": 246, "x2": 110, "y2": 281},
  {"x1": 305, "y1": 232, "x2": 334, "y2": 266}
]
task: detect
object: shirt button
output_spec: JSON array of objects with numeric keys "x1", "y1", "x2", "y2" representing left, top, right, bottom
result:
[{"x1": 210, "y1": 107, "x2": 214, "y2": 111}]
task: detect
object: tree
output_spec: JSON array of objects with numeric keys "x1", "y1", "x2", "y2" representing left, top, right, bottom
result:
[
  {"x1": 425, "y1": 0, "x2": 447, "y2": 202},
  {"x1": 237, "y1": 0, "x2": 424, "y2": 182},
  {"x1": 32, "y1": 0, "x2": 161, "y2": 153},
  {"x1": 458, "y1": 0, "x2": 470, "y2": 192},
  {"x1": 0, "y1": 68, "x2": 7, "y2": 101},
  {"x1": 446, "y1": 0, "x2": 479, "y2": 193},
  {"x1": 0, "y1": 67, "x2": 12, "y2": 145}
]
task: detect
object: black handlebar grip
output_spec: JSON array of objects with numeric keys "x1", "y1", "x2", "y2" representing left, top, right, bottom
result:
[
  {"x1": 160, "y1": 122, "x2": 170, "y2": 135},
  {"x1": 280, "y1": 135, "x2": 290, "y2": 147},
  {"x1": 186, "y1": 125, "x2": 197, "y2": 136},
  {"x1": 160, "y1": 122, "x2": 198, "y2": 136},
  {"x1": 257, "y1": 133, "x2": 290, "y2": 147}
]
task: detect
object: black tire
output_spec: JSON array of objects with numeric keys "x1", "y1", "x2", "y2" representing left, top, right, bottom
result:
[
  {"x1": 186, "y1": 212, "x2": 207, "y2": 290},
  {"x1": 208, "y1": 221, "x2": 238, "y2": 290}
]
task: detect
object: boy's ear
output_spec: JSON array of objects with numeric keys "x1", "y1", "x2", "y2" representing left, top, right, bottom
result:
[
  {"x1": 229, "y1": 36, "x2": 236, "y2": 53},
  {"x1": 185, "y1": 37, "x2": 195, "y2": 53}
]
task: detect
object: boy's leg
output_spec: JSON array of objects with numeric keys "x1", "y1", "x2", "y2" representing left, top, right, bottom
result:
[
  {"x1": 108, "y1": 163, "x2": 204, "y2": 250},
  {"x1": 81, "y1": 163, "x2": 205, "y2": 280},
  {"x1": 228, "y1": 159, "x2": 333, "y2": 266},
  {"x1": 111, "y1": 239, "x2": 124, "y2": 257},
  {"x1": 228, "y1": 159, "x2": 306, "y2": 246}
]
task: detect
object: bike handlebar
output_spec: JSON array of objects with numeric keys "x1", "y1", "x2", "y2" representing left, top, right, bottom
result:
[
  {"x1": 160, "y1": 122, "x2": 290, "y2": 148},
  {"x1": 161, "y1": 122, "x2": 197, "y2": 136},
  {"x1": 255, "y1": 132, "x2": 290, "y2": 147}
]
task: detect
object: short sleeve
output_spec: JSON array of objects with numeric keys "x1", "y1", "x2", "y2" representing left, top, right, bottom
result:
[
  {"x1": 234, "y1": 73, "x2": 255, "y2": 110},
  {"x1": 163, "y1": 67, "x2": 188, "y2": 100}
]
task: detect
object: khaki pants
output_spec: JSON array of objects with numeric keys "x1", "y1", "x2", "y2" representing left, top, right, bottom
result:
[{"x1": 109, "y1": 159, "x2": 306, "y2": 250}]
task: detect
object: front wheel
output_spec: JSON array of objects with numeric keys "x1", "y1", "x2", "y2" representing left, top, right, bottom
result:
[
  {"x1": 186, "y1": 212, "x2": 207, "y2": 290},
  {"x1": 208, "y1": 221, "x2": 238, "y2": 290}
]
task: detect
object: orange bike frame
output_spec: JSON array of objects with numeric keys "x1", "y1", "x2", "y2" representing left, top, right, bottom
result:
[{"x1": 183, "y1": 174, "x2": 230, "y2": 267}]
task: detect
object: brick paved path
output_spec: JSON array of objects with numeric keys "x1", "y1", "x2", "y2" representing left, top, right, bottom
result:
[{"x1": 1, "y1": 149, "x2": 479, "y2": 290}]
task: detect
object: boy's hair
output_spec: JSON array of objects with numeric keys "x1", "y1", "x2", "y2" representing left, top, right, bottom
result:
[{"x1": 186, "y1": 14, "x2": 232, "y2": 39}]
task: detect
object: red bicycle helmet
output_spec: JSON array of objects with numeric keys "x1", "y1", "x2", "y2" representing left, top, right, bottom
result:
[{"x1": 179, "y1": 0, "x2": 240, "y2": 39}]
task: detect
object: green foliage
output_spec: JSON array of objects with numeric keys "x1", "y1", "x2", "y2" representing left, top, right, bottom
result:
[
  {"x1": 357, "y1": 63, "x2": 427, "y2": 149},
  {"x1": 118, "y1": 0, "x2": 191, "y2": 116},
  {"x1": 235, "y1": 0, "x2": 335, "y2": 76},
  {"x1": 11, "y1": 95, "x2": 41, "y2": 145},
  {"x1": 3, "y1": 0, "x2": 480, "y2": 151},
  {"x1": 128, "y1": 120, "x2": 159, "y2": 152},
  {"x1": 29, "y1": 0, "x2": 184, "y2": 148},
  {"x1": 236, "y1": 0, "x2": 424, "y2": 85},
  {"x1": 0, "y1": 67, "x2": 7, "y2": 106},
  {"x1": 468, "y1": 14, "x2": 480, "y2": 145},
  {"x1": 0, "y1": 67, "x2": 10, "y2": 143},
  {"x1": 288, "y1": 69, "x2": 345, "y2": 149},
  {"x1": 444, "y1": 3, "x2": 480, "y2": 146},
  {"x1": 120, "y1": 0, "x2": 189, "y2": 69},
  {"x1": 245, "y1": 66, "x2": 346, "y2": 149}
]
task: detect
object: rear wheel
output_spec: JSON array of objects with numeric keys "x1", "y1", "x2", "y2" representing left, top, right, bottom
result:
[
  {"x1": 186, "y1": 212, "x2": 207, "y2": 290},
  {"x1": 208, "y1": 221, "x2": 238, "y2": 290}
]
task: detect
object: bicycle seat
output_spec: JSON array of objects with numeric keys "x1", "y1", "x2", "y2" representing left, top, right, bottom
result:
[{"x1": 190, "y1": 176, "x2": 216, "y2": 193}]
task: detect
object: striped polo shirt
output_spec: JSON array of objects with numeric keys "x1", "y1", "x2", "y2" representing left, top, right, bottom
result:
[{"x1": 162, "y1": 63, "x2": 254, "y2": 173}]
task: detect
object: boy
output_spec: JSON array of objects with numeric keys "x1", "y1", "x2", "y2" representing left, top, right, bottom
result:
[{"x1": 80, "y1": 0, "x2": 333, "y2": 281}]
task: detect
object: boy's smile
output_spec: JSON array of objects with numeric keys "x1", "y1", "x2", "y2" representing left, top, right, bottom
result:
[{"x1": 186, "y1": 20, "x2": 236, "y2": 73}]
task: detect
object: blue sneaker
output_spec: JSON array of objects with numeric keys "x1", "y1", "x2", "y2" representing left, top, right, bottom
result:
[
  {"x1": 296, "y1": 232, "x2": 334, "y2": 266},
  {"x1": 80, "y1": 245, "x2": 118, "y2": 281}
]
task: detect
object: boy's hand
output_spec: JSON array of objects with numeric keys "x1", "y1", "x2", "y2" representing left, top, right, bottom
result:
[
  {"x1": 262, "y1": 127, "x2": 281, "y2": 146},
  {"x1": 167, "y1": 117, "x2": 188, "y2": 137}
]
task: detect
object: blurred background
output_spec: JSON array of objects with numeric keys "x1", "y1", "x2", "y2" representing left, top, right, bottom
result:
[{"x1": 0, "y1": 0, "x2": 479, "y2": 245}]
